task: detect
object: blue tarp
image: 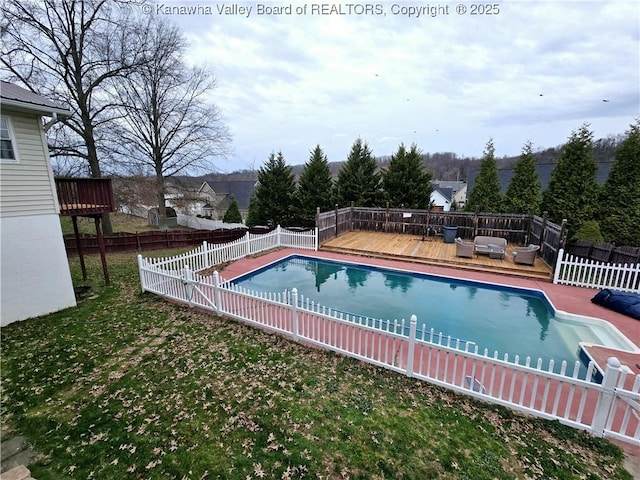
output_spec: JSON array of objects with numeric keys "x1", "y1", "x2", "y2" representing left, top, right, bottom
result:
[{"x1": 591, "y1": 289, "x2": 640, "y2": 320}]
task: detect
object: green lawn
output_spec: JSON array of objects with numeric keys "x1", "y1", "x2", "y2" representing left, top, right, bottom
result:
[{"x1": 0, "y1": 251, "x2": 633, "y2": 479}]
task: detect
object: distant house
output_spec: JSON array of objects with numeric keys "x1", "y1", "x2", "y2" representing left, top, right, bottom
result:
[
  {"x1": 430, "y1": 180, "x2": 467, "y2": 211},
  {"x1": 0, "y1": 81, "x2": 76, "y2": 326},
  {"x1": 165, "y1": 179, "x2": 256, "y2": 220}
]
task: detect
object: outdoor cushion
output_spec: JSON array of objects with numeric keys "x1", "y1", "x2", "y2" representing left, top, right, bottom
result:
[{"x1": 591, "y1": 289, "x2": 640, "y2": 320}]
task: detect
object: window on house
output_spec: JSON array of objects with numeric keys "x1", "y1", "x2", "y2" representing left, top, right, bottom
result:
[{"x1": 0, "y1": 116, "x2": 19, "y2": 163}]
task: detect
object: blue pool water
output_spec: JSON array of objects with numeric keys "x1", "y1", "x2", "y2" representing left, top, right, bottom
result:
[{"x1": 231, "y1": 256, "x2": 621, "y2": 372}]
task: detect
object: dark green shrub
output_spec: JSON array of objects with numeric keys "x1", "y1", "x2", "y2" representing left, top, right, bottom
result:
[{"x1": 570, "y1": 220, "x2": 604, "y2": 242}]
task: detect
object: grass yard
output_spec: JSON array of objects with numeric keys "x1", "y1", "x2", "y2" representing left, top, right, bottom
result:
[{"x1": 0, "y1": 251, "x2": 633, "y2": 479}]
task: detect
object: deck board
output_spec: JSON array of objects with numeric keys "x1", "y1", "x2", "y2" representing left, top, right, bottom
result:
[{"x1": 321, "y1": 231, "x2": 552, "y2": 280}]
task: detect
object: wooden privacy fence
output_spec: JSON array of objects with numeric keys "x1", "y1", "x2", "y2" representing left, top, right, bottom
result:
[
  {"x1": 567, "y1": 241, "x2": 640, "y2": 265},
  {"x1": 63, "y1": 227, "x2": 266, "y2": 255},
  {"x1": 138, "y1": 251, "x2": 640, "y2": 448},
  {"x1": 317, "y1": 207, "x2": 565, "y2": 267},
  {"x1": 553, "y1": 248, "x2": 640, "y2": 293}
]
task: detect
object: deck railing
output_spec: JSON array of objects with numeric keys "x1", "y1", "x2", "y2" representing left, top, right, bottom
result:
[
  {"x1": 55, "y1": 177, "x2": 116, "y2": 216},
  {"x1": 137, "y1": 250, "x2": 640, "y2": 447}
]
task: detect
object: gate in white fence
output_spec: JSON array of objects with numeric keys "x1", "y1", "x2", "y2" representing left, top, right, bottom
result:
[
  {"x1": 138, "y1": 236, "x2": 640, "y2": 448},
  {"x1": 553, "y1": 248, "x2": 640, "y2": 293}
]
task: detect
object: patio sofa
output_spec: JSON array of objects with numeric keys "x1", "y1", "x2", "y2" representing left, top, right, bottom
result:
[{"x1": 474, "y1": 236, "x2": 507, "y2": 259}]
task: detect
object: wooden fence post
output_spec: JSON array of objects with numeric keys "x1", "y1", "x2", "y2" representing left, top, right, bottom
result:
[
  {"x1": 526, "y1": 213, "x2": 533, "y2": 245},
  {"x1": 540, "y1": 211, "x2": 548, "y2": 254},
  {"x1": 473, "y1": 209, "x2": 479, "y2": 238},
  {"x1": 244, "y1": 230, "x2": 251, "y2": 257},
  {"x1": 350, "y1": 201, "x2": 355, "y2": 231},
  {"x1": 385, "y1": 201, "x2": 390, "y2": 233},
  {"x1": 406, "y1": 315, "x2": 417, "y2": 377},
  {"x1": 591, "y1": 357, "x2": 622, "y2": 437},
  {"x1": 559, "y1": 219, "x2": 568, "y2": 249},
  {"x1": 334, "y1": 203, "x2": 339, "y2": 238}
]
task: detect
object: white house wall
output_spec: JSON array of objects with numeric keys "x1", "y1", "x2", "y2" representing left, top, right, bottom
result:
[
  {"x1": 430, "y1": 191, "x2": 451, "y2": 212},
  {"x1": 1, "y1": 213, "x2": 77, "y2": 326},
  {"x1": 0, "y1": 112, "x2": 58, "y2": 217}
]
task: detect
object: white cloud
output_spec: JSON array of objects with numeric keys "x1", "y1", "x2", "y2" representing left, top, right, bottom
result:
[{"x1": 166, "y1": 0, "x2": 639, "y2": 170}]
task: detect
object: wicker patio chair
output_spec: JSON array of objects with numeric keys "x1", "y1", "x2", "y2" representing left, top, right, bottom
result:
[
  {"x1": 513, "y1": 244, "x2": 540, "y2": 265},
  {"x1": 455, "y1": 237, "x2": 475, "y2": 258}
]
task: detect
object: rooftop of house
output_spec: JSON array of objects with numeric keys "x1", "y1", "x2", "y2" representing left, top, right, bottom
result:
[
  {"x1": 165, "y1": 177, "x2": 256, "y2": 210},
  {"x1": 0, "y1": 81, "x2": 70, "y2": 117},
  {"x1": 431, "y1": 180, "x2": 466, "y2": 192},
  {"x1": 433, "y1": 186, "x2": 453, "y2": 203}
]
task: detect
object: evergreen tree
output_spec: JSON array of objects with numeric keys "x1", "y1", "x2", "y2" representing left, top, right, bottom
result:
[
  {"x1": 382, "y1": 143, "x2": 433, "y2": 209},
  {"x1": 251, "y1": 151, "x2": 297, "y2": 227},
  {"x1": 222, "y1": 195, "x2": 243, "y2": 224},
  {"x1": 466, "y1": 139, "x2": 503, "y2": 212},
  {"x1": 504, "y1": 141, "x2": 542, "y2": 214},
  {"x1": 597, "y1": 121, "x2": 640, "y2": 246},
  {"x1": 335, "y1": 138, "x2": 382, "y2": 207},
  {"x1": 245, "y1": 192, "x2": 260, "y2": 228},
  {"x1": 541, "y1": 124, "x2": 599, "y2": 234},
  {"x1": 296, "y1": 145, "x2": 334, "y2": 227}
]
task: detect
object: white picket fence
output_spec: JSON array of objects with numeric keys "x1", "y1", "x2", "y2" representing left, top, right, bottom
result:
[
  {"x1": 140, "y1": 225, "x2": 318, "y2": 274},
  {"x1": 553, "y1": 248, "x2": 640, "y2": 293},
  {"x1": 138, "y1": 252, "x2": 640, "y2": 447}
]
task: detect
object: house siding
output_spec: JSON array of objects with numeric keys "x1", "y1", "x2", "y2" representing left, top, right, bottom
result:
[{"x1": 0, "y1": 112, "x2": 58, "y2": 217}]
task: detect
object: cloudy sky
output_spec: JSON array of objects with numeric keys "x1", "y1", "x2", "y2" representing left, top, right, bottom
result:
[{"x1": 158, "y1": 0, "x2": 639, "y2": 173}]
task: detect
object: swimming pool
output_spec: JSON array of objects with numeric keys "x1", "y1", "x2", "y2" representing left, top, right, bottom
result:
[{"x1": 230, "y1": 255, "x2": 635, "y2": 372}]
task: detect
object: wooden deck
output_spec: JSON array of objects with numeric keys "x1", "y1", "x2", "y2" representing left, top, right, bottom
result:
[{"x1": 321, "y1": 231, "x2": 553, "y2": 281}]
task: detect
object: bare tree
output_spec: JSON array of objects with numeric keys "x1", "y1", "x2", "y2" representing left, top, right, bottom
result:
[
  {"x1": 109, "y1": 17, "x2": 231, "y2": 228},
  {"x1": 1, "y1": 0, "x2": 148, "y2": 233}
]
